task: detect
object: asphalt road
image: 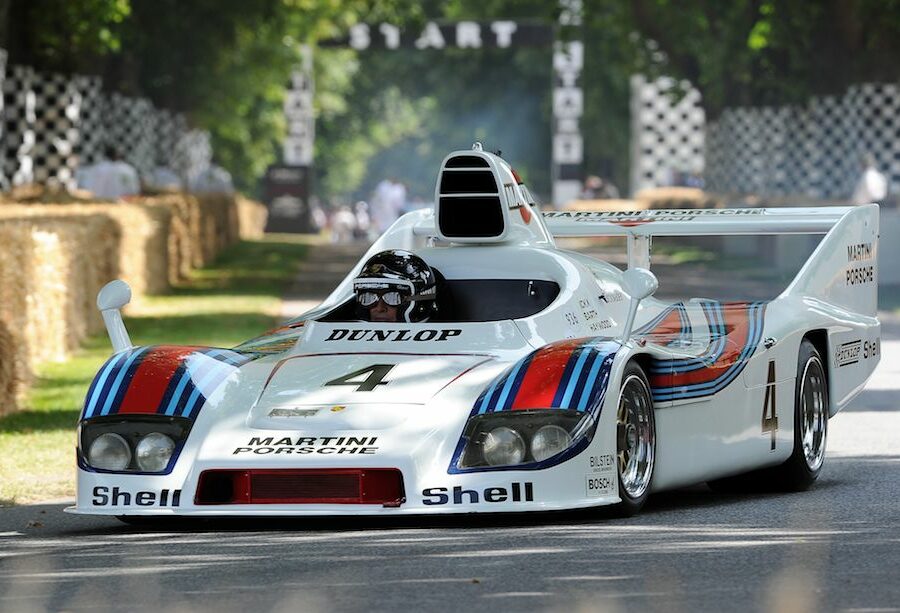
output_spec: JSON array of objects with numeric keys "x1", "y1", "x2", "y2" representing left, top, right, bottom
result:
[{"x1": 2, "y1": 246, "x2": 898, "y2": 613}]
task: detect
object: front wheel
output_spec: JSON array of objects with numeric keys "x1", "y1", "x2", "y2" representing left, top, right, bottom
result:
[{"x1": 610, "y1": 362, "x2": 656, "y2": 516}]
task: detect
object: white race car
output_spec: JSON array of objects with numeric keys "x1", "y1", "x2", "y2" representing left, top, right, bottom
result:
[{"x1": 70, "y1": 146, "x2": 880, "y2": 520}]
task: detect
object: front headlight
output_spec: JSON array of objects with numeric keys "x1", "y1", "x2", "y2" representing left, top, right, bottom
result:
[
  {"x1": 483, "y1": 427, "x2": 527, "y2": 466},
  {"x1": 531, "y1": 425, "x2": 573, "y2": 461},
  {"x1": 135, "y1": 433, "x2": 176, "y2": 472},
  {"x1": 79, "y1": 416, "x2": 191, "y2": 473},
  {"x1": 88, "y1": 433, "x2": 132, "y2": 471},
  {"x1": 455, "y1": 409, "x2": 592, "y2": 471}
]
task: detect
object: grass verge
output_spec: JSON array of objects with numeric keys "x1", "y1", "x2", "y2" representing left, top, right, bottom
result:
[{"x1": 0, "y1": 237, "x2": 309, "y2": 505}]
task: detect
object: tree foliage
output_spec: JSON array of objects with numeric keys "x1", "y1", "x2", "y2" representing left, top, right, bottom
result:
[{"x1": 1, "y1": 0, "x2": 898, "y2": 198}]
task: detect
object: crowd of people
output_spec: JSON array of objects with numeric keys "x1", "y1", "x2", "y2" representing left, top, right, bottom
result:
[
  {"x1": 75, "y1": 146, "x2": 234, "y2": 200},
  {"x1": 323, "y1": 178, "x2": 431, "y2": 243}
]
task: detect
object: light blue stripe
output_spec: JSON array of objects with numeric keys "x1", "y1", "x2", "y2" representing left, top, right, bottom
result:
[
  {"x1": 84, "y1": 351, "x2": 130, "y2": 418},
  {"x1": 478, "y1": 375, "x2": 504, "y2": 414},
  {"x1": 559, "y1": 347, "x2": 592, "y2": 409},
  {"x1": 179, "y1": 357, "x2": 237, "y2": 417},
  {"x1": 162, "y1": 349, "x2": 229, "y2": 416},
  {"x1": 493, "y1": 360, "x2": 527, "y2": 411},
  {"x1": 576, "y1": 352, "x2": 607, "y2": 411},
  {"x1": 99, "y1": 346, "x2": 151, "y2": 416}
]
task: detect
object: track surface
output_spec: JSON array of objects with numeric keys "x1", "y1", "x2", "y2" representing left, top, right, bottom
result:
[{"x1": 2, "y1": 246, "x2": 898, "y2": 612}]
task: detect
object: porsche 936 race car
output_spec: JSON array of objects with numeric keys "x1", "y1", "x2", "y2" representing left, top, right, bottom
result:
[{"x1": 69, "y1": 145, "x2": 880, "y2": 519}]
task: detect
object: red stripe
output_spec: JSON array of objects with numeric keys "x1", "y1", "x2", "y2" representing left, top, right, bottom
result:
[
  {"x1": 650, "y1": 303, "x2": 752, "y2": 388},
  {"x1": 641, "y1": 308, "x2": 685, "y2": 345},
  {"x1": 509, "y1": 339, "x2": 583, "y2": 410},
  {"x1": 118, "y1": 346, "x2": 201, "y2": 414}
]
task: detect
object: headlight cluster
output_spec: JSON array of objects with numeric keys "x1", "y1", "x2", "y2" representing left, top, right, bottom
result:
[
  {"x1": 457, "y1": 410, "x2": 591, "y2": 469},
  {"x1": 79, "y1": 416, "x2": 191, "y2": 473}
]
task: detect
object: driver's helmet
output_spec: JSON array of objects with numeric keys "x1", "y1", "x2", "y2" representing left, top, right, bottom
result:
[{"x1": 353, "y1": 250, "x2": 438, "y2": 323}]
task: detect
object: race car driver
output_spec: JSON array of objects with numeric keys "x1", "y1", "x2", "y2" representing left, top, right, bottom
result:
[{"x1": 353, "y1": 250, "x2": 438, "y2": 323}]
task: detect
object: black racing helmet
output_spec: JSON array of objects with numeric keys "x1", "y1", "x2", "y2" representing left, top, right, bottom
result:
[{"x1": 353, "y1": 250, "x2": 438, "y2": 323}]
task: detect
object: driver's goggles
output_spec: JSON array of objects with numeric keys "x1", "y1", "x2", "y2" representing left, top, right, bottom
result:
[{"x1": 357, "y1": 290, "x2": 408, "y2": 307}]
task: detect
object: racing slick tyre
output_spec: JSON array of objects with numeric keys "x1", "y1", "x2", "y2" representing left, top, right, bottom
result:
[
  {"x1": 609, "y1": 361, "x2": 656, "y2": 517},
  {"x1": 708, "y1": 338, "x2": 828, "y2": 493}
]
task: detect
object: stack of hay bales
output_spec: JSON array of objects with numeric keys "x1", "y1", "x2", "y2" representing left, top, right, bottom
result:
[{"x1": 0, "y1": 193, "x2": 268, "y2": 416}]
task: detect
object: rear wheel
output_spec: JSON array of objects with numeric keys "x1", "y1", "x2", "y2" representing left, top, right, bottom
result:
[
  {"x1": 708, "y1": 338, "x2": 828, "y2": 493},
  {"x1": 611, "y1": 362, "x2": 656, "y2": 516},
  {"x1": 774, "y1": 338, "x2": 828, "y2": 490}
]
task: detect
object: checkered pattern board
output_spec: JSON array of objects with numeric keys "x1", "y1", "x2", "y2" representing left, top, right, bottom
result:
[
  {"x1": 1, "y1": 61, "x2": 206, "y2": 191},
  {"x1": 629, "y1": 75, "x2": 706, "y2": 194},
  {"x1": 705, "y1": 83, "x2": 900, "y2": 199},
  {"x1": 3, "y1": 65, "x2": 37, "y2": 188}
]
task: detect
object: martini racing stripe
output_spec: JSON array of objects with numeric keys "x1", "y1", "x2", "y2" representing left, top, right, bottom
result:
[
  {"x1": 81, "y1": 346, "x2": 251, "y2": 420},
  {"x1": 474, "y1": 338, "x2": 619, "y2": 414},
  {"x1": 635, "y1": 302, "x2": 691, "y2": 347},
  {"x1": 648, "y1": 301, "x2": 767, "y2": 402}
]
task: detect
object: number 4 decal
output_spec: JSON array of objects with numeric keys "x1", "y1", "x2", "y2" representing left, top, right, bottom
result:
[
  {"x1": 325, "y1": 364, "x2": 395, "y2": 392},
  {"x1": 761, "y1": 360, "x2": 778, "y2": 450}
]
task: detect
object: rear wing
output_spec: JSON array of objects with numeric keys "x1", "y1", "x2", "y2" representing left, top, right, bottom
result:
[
  {"x1": 543, "y1": 207, "x2": 851, "y2": 238},
  {"x1": 544, "y1": 207, "x2": 855, "y2": 268},
  {"x1": 544, "y1": 205, "x2": 880, "y2": 316}
]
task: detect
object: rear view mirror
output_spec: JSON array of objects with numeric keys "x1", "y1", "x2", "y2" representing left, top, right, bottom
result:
[{"x1": 622, "y1": 268, "x2": 658, "y2": 301}]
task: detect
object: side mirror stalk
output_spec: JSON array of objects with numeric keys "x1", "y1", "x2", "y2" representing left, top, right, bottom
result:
[
  {"x1": 97, "y1": 280, "x2": 133, "y2": 353},
  {"x1": 619, "y1": 268, "x2": 659, "y2": 343}
]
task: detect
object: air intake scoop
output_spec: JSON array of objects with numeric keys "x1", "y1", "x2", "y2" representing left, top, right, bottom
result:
[{"x1": 434, "y1": 143, "x2": 538, "y2": 243}]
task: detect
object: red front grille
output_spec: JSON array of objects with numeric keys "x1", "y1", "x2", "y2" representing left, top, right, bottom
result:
[{"x1": 195, "y1": 468, "x2": 405, "y2": 506}]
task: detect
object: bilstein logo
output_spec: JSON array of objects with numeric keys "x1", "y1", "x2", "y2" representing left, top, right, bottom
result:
[{"x1": 325, "y1": 328, "x2": 462, "y2": 342}]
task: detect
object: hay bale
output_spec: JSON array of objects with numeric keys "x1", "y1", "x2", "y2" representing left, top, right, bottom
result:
[
  {"x1": 0, "y1": 320, "x2": 18, "y2": 416},
  {"x1": 0, "y1": 201, "x2": 168, "y2": 298},
  {"x1": 236, "y1": 196, "x2": 268, "y2": 239}
]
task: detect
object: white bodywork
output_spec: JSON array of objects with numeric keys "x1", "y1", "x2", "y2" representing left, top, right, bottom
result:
[{"x1": 70, "y1": 149, "x2": 880, "y2": 517}]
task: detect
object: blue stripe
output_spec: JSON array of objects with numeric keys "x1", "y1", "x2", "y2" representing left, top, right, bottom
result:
[
  {"x1": 559, "y1": 346, "x2": 592, "y2": 409},
  {"x1": 99, "y1": 347, "x2": 152, "y2": 416},
  {"x1": 566, "y1": 351, "x2": 599, "y2": 411},
  {"x1": 83, "y1": 354, "x2": 120, "y2": 417},
  {"x1": 497, "y1": 354, "x2": 534, "y2": 411},
  {"x1": 576, "y1": 351, "x2": 607, "y2": 411},
  {"x1": 84, "y1": 351, "x2": 130, "y2": 418},
  {"x1": 161, "y1": 348, "x2": 229, "y2": 416},
  {"x1": 478, "y1": 374, "x2": 504, "y2": 414},
  {"x1": 493, "y1": 360, "x2": 526, "y2": 412},
  {"x1": 179, "y1": 357, "x2": 238, "y2": 417}
]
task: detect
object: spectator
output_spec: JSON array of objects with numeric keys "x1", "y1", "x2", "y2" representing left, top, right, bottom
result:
[
  {"x1": 190, "y1": 162, "x2": 234, "y2": 194},
  {"x1": 370, "y1": 178, "x2": 406, "y2": 233},
  {"x1": 581, "y1": 175, "x2": 619, "y2": 199},
  {"x1": 146, "y1": 165, "x2": 183, "y2": 192},
  {"x1": 353, "y1": 201, "x2": 371, "y2": 240},
  {"x1": 331, "y1": 205, "x2": 357, "y2": 243},
  {"x1": 77, "y1": 146, "x2": 140, "y2": 200},
  {"x1": 851, "y1": 154, "x2": 888, "y2": 205}
]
